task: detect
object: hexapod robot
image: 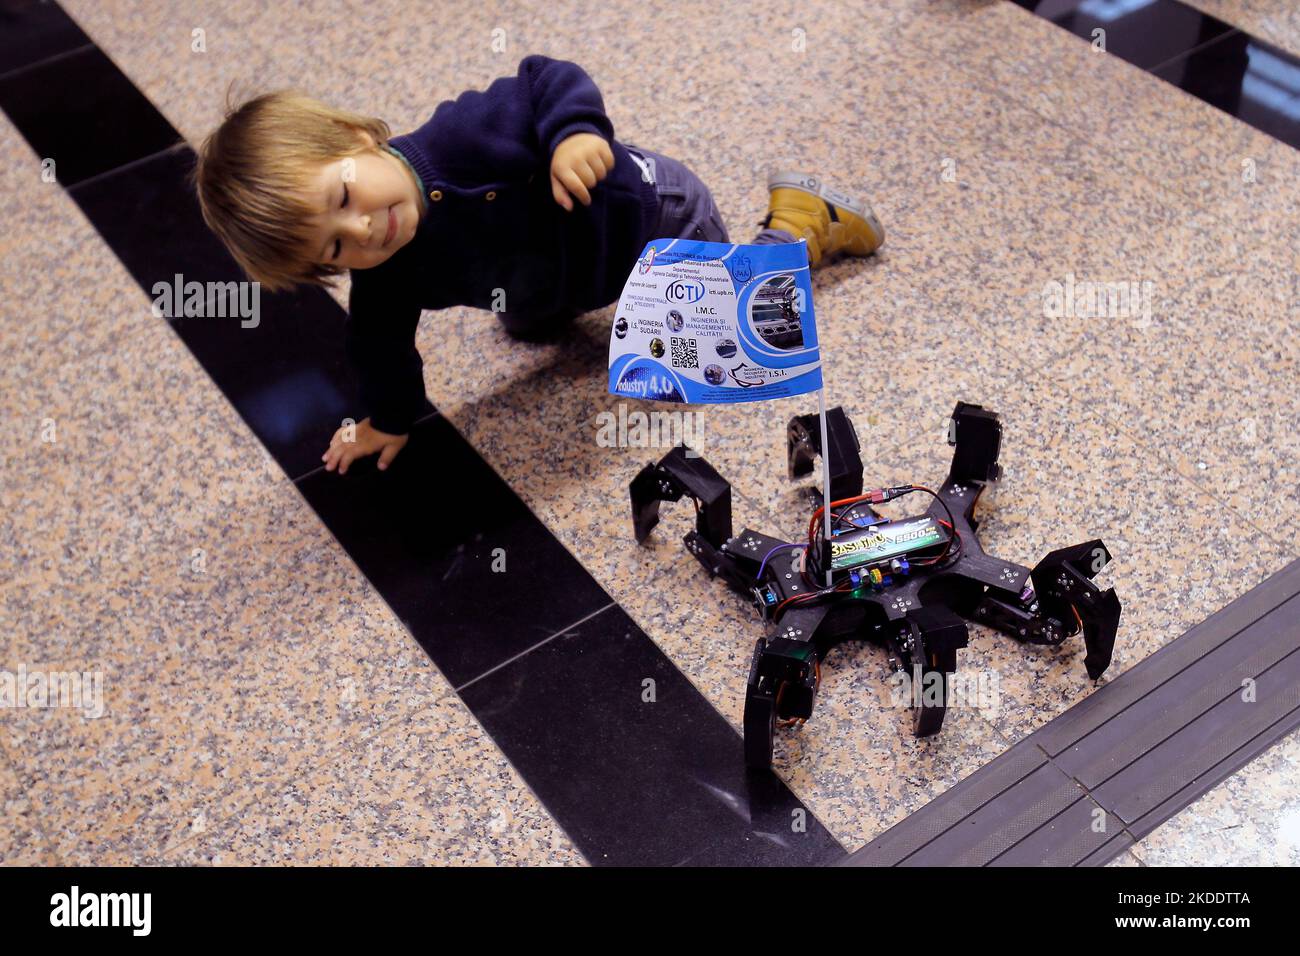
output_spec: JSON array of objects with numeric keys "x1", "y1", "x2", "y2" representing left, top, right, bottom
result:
[{"x1": 629, "y1": 401, "x2": 1122, "y2": 769}]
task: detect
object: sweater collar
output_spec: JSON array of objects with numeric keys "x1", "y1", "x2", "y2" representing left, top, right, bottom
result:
[{"x1": 385, "y1": 135, "x2": 435, "y2": 211}]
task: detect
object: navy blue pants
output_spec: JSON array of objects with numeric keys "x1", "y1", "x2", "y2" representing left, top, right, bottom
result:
[{"x1": 624, "y1": 143, "x2": 795, "y2": 247}]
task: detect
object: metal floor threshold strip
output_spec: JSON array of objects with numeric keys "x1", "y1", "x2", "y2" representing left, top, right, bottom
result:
[{"x1": 843, "y1": 557, "x2": 1300, "y2": 866}]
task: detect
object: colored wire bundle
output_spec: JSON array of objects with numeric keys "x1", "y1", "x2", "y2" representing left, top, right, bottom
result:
[
  {"x1": 766, "y1": 484, "x2": 968, "y2": 624},
  {"x1": 806, "y1": 485, "x2": 961, "y2": 577}
]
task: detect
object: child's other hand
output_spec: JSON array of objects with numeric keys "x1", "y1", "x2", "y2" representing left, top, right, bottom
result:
[
  {"x1": 322, "y1": 417, "x2": 409, "y2": 475},
  {"x1": 550, "y1": 132, "x2": 615, "y2": 212}
]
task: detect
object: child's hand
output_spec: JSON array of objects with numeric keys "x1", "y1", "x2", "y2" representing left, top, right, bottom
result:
[
  {"x1": 550, "y1": 132, "x2": 615, "y2": 212},
  {"x1": 322, "y1": 417, "x2": 409, "y2": 475}
]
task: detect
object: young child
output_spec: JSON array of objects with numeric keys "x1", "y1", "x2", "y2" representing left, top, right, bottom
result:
[{"x1": 191, "y1": 54, "x2": 884, "y2": 474}]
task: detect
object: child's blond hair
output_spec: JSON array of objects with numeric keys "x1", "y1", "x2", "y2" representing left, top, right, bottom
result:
[{"x1": 189, "y1": 84, "x2": 392, "y2": 293}]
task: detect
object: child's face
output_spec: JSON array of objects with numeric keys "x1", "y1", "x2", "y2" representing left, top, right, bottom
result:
[{"x1": 302, "y1": 131, "x2": 423, "y2": 270}]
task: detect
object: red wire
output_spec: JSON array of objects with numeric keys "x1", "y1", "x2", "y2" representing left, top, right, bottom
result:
[{"x1": 805, "y1": 484, "x2": 966, "y2": 573}]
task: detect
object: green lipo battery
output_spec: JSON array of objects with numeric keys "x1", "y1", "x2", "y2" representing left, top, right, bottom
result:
[{"x1": 829, "y1": 516, "x2": 948, "y2": 571}]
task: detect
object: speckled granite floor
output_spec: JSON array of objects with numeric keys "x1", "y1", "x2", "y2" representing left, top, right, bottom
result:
[
  {"x1": 3, "y1": 0, "x2": 1296, "y2": 864},
  {"x1": 0, "y1": 114, "x2": 580, "y2": 865}
]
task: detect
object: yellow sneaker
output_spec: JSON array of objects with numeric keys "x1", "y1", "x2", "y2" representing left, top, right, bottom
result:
[{"x1": 761, "y1": 170, "x2": 885, "y2": 267}]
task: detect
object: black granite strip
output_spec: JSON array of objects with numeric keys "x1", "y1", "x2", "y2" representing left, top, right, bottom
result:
[
  {"x1": 63, "y1": 144, "x2": 390, "y2": 478},
  {"x1": 1011, "y1": 0, "x2": 1236, "y2": 70},
  {"x1": 66, "y1": 146, "x2": 247, "y2": 294},
  {"x1": 458, "y1": 602, "x2": 846, "y2": 866},
  {"x1": 0, "y1": 0, "x2": 90, "y2": 79},
  {"x1": 844, "y1": 557, "x2": 1300, "y2": 866},
  {"x1": 1, "y1": 1, "x2": 844, "y2": 866},
  {"x1": 1154, "y1": 31, "x2": 1300, "y2": 149},
  {"x1": 0, "y1": 44, "x2": 182, "y2": 185},
  {"x1": 1011, "y1": 0, "x2": 1300, "y2": 151},
  {"x1": 293, "y1": 413, "x2": 616, "y2": 686}
]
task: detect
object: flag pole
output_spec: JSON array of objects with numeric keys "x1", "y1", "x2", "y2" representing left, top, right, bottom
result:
[{"x1": 818, "y1": 384, "x2": 833, "y2": 587}]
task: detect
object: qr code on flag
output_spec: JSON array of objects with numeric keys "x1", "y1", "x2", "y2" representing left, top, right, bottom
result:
[{"x1": 670, "y1": 336, "x2": 699, "y2": 369}]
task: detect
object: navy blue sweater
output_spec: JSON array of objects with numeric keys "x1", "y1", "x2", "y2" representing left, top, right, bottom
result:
[{"x1": 345, "y1": 55, "x2": 660, "y2": 435}]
